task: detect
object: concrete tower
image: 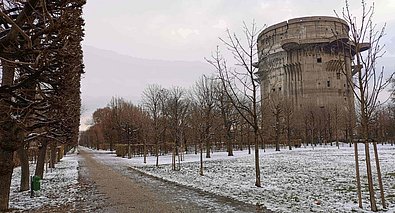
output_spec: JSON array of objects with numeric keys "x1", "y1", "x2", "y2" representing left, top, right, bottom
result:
[{"x1": 256, "y1": 16, "x2": 362, "y2": 109}]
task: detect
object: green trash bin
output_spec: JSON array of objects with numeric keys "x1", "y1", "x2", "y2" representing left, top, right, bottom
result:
[{"x1": 32, "y1": 176, "x2": 41, "y2": 191}]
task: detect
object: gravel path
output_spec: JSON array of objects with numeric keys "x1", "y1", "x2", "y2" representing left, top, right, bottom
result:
[
  {"x1": 79, "y1": 149, "x2": 189, "y2": 212},
  {"x1": 78, "y1": 149, "x2": 266, "y2": 213}
]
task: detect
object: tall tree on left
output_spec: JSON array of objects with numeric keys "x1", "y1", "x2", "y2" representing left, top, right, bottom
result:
[{"x1": 0, "y1": 0, "x2": 86, "y2": 210}]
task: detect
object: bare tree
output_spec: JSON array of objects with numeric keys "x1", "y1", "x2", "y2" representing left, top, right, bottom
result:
[
  {"x1": 336, "y1": 0, "x2": 394, "y2": 210},
  {"x1": 188, "y1": 102, "x2": 205, "y2": 175},
  {"x1": 193, "y1": 75, "x2": 216, "y2": 158},
  {"x1": 283, "y1": 99, "x2": 294, "y2": 150},
  {"x1": 207, "y1": 21, "x2": 263, "y2": 187},
  {"x1": 214, "y1": 81, "x2": 235, "y2": 156},
  {"x1": 190, "y1": 75, "x2": 217, "y2": 175},
  {"x1": 165, "y1": 87, "x2": 189, "y2": 170},
  {"x1": 142, "y1": 84, "x2": 164, "y2": 166},
  {"x1": 267, "y1": 94, "x2": 283, "y2": 151},
  {"x1": 330, "y1": 104, "x2": 340, "y2": 148},
  {"x1": 92, "y1": 107, "x2": 117, "y2": 151}
]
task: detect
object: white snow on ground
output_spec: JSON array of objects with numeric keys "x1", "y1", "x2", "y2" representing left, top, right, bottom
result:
[
  {"x1": 9, "y1": 151, "x2": 79, "y2": 211},
  {"x1": 85, "y1": 143, "x2": 395, "y2": 213}
]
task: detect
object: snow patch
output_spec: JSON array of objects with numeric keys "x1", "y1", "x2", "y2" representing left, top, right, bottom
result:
[
  {"x1": 9, "y1": 153, "x2": 79, "y2": 211},
  {"x1": 85, "y1": 144, "x2": 395, "y2": 213}
]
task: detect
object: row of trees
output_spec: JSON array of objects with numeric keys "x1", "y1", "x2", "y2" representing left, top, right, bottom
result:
[
  {"x1": 0, "y1": 1, "x2": 85, "y2": 210},
  {"x1": 80, "y1": 82, "x2": 240, "y2": 169},
  {"x1": 82, "y1": 81, "x2": 395, "y2": 156}
]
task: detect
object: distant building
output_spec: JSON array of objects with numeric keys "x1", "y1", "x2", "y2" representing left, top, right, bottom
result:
[{"x1": 256, "y1": 16, "x2": 368, "y2": 109}]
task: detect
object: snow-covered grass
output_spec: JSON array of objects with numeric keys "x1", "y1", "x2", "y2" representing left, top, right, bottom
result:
[
  {"x1": 9, "y1": 152, "x2": 79, "y2": 211},
  {"x1": 86, "y1": 143, "x2": 395, "y2": 213}
]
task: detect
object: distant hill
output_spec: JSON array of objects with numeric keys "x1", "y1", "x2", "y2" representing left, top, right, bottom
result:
[
  {"x1": 79, "y1": 46, "x2": 394, "y2": 130},
  {"x1": 80, "y1": 45, "x2": 215, "y2": 129}
]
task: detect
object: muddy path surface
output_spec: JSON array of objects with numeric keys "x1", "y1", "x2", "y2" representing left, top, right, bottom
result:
[{"x1": 76, "y1": 149, "x2": 271, "y2": 213}]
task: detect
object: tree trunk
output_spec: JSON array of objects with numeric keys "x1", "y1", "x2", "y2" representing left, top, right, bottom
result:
[
  {"x1": 260, "y1": 120, "x2": 266, "y2": 151},
  {"x1": 194, "y1": 139, "x2": 198, "y2": 155},
  {"x1": 373, "y1": 141, "x2": 386, "y2": 209},
  {"x1": 143, "y1": 139, "x2": 147, "y2": 164},
  {"x1": 199, "y1": 140, "x2": 203, "y2": 176},
  {"x1": 184, "y1": 137, "x2": 188, "y2": 153},
  {"x1": 275, "y1": 114, "x2": 280, "y2": 151},
  {"x1": 364, "y1": 140, "x2": 377, "y2": 211},
  {"x1": 63, "y1": 144, "x2": 68, "y2": 156},
  {"x1": 254, "y1": 129, "x2": 261, "y2": 187},
  {"x1": 172, "y1": 144, "x2": 176, "y2": 171},
  {"x1": 127, "y1": 133, "x2": 131, "y2": 159},
  {"x1": 353, "y1": 140, "x2": 362, "y2": 208},
  {"x1": 360, "y1": 100, "x2": 377, "y2": 212},
  {"x1": 0, "y1": 59, "x2": 18, "y2": 211},
  {"x1": 226, "y1": 127, "x2": 233, "y2": 156},
  {"x1": 312, "y1": 128, "x2": 316, "y2": 148},
  {"x1": 49, "y1": 142, "x2": 57, "y2": 169},
  {"x1": 286, "y1": 114, "x2": 291, "y2": 150},
  {"x1": 0, "y1": 148, "x2": 14, "y2": 211},
  {"x1": 205, "y1": 138, "x2": 211, "y2": 158},
  {"x1": 304, "y1": 123, "x2": 309, "y2": 147},
  {"x1": 155, "y1": 140, "x2": 159, "y2": 167},
  {"x1": 335, "y1": 120, "x2": 339, "y2": 148},
  {"x1": 247, "y1": 128, "x2": 251, "y2": 154},
  {"x1": 109, "y1": 139, "x2": 114, "y2": 151},
  {"x1": 204, "y1": 117, "x2": 211, "y2": 159},
  {"x1": 35, "y1": 140, "x2": 48, "y2": 178},
  {"x1": 17, "y1": 146, "x2": 30, "y2": 191},
  {"x1": 275, "y1": 133, "x2": 280, "y2": 151},
  {"x1": 177, "y1": 146, "x2": 181, "y2": 171},
  {"x1": 57, "y1": 146, "x2": 62, "y2": 162}
]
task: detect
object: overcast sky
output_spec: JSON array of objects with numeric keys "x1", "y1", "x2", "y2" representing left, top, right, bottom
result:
[
  {"x1": 83, "y1": 0, "x2": 394, "y2": 61},
  {"x1": 80, "y1": 0, "x2": 395, "y2": 129}
]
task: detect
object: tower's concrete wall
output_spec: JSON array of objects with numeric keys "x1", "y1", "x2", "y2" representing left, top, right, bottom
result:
[{"x1": 257, "y1": 16, "x2": 354, "y2": 110}]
